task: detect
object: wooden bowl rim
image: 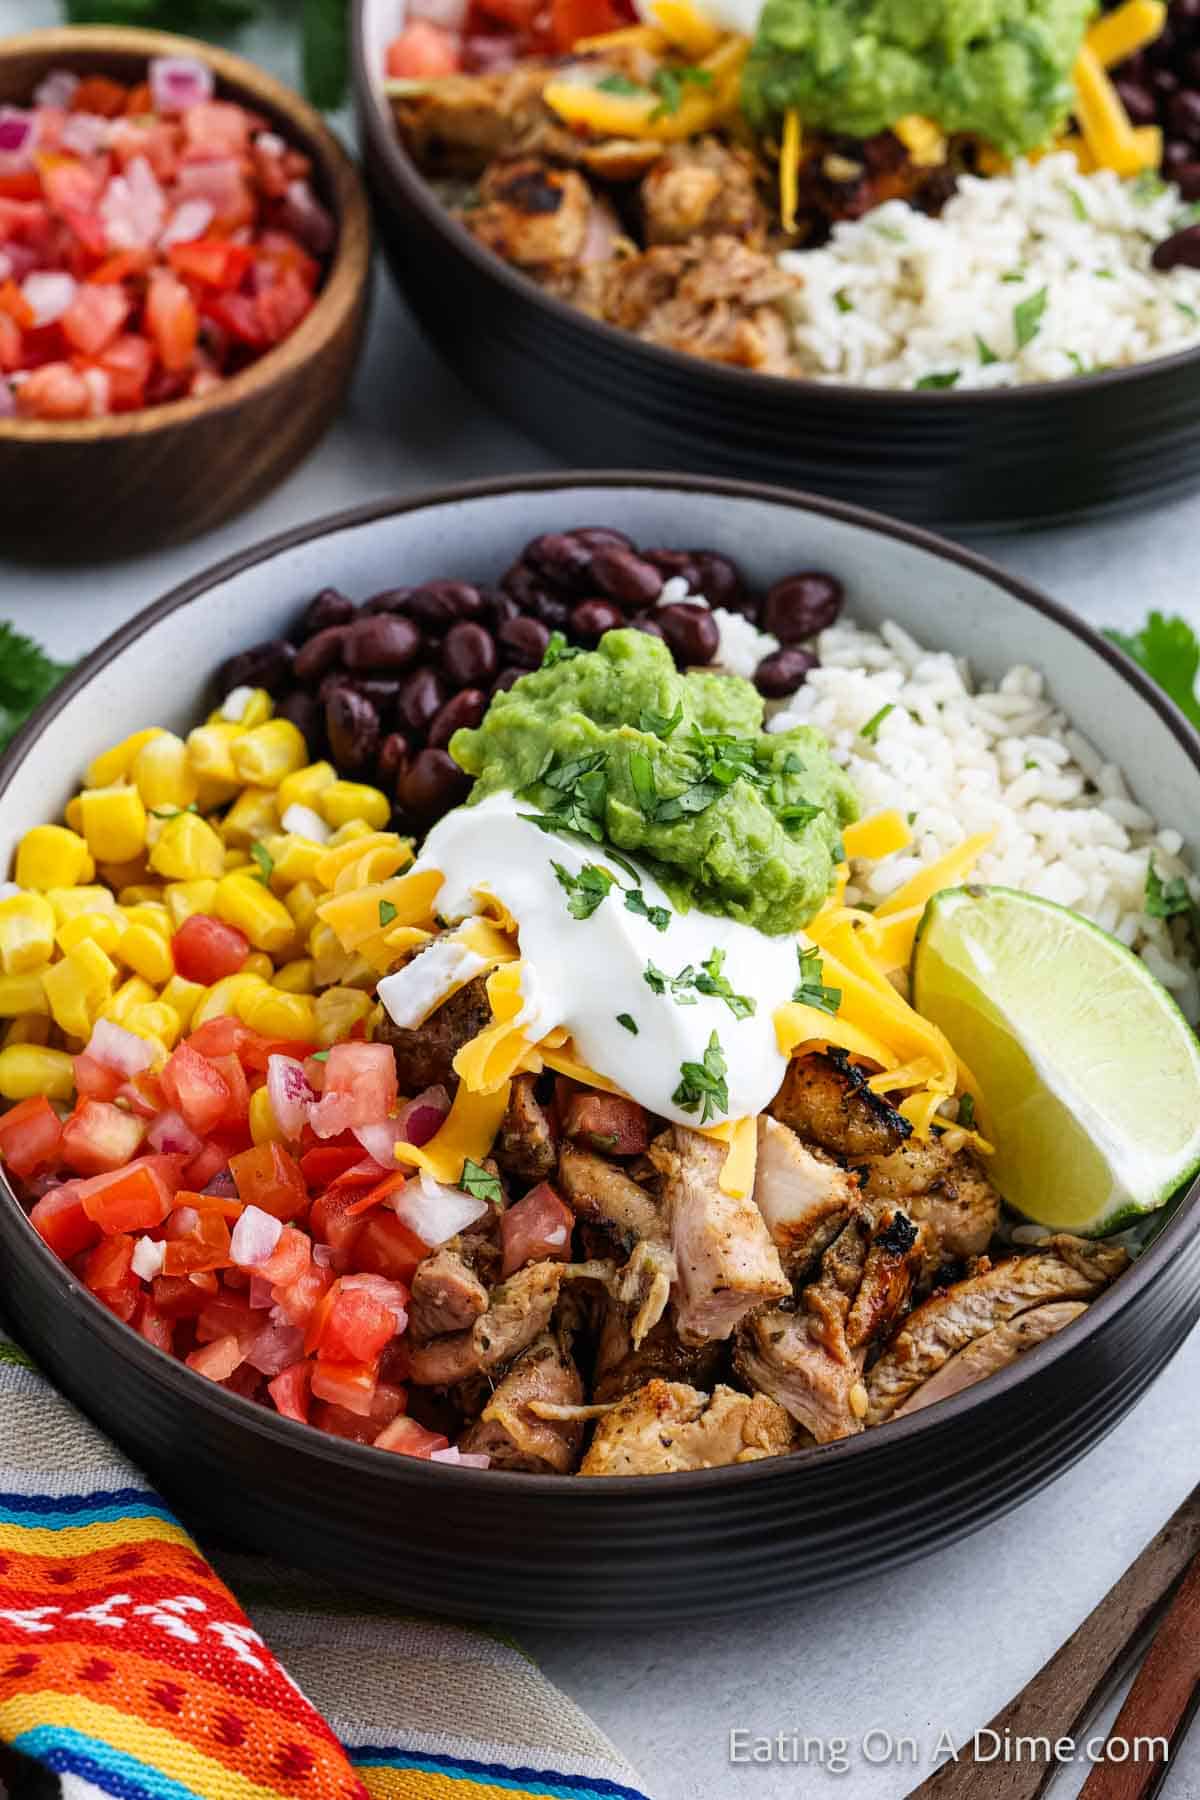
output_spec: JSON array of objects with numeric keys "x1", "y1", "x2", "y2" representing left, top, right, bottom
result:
[{"x1": 0, "y1": 24, "x2": 371, "y2": 445}]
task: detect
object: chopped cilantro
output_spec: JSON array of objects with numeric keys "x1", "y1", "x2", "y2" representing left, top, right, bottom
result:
[
  {"x1": 552, "y1": 859, "x2": 615, "y2": 921},
  {"x1": 249, "y1": 841, "x2": 274, "y2": 884},
  {"x1": 694, "y1": 947, "x2": 755, "y2": 1019},
  {"x1": 672, "y1": 1031, "x2": 729, "y2": 1123},
  {"x1": 596, "y1": 72, "x2": 642, "y2": 95},
  {"x1": 1001, "y1": 269, "x2": 1027, "y2": 283},
  {"x1": 1177, "y1": 301, "x2": 1200, "y2": 324},
  {"x1": 1105, "y1": 613, "x2": 1200, "y2": 733},
  {"x1": 461, "y1": 1158, "x2": 503, "y2": 1205},
  {"x1": 872, "y1": 221, "x2": 906, "y2": 242},
  {"x1": 975, "y1": 334, "x2": 999, "y2": 366},
  {"x1": 638, "y1": 700, "x2": 684, "y2": 739},
  {"x1": 649, "y1": 64, "x2": 712, "y2": 120},
  {"x1": 1066, "y1": 186, "x2": 1088, "y2": 222},
  {"x1": 834, "y1": 288, "x2": 854, "y2": 313},
  {"x1": 915, "y1": 370, "x2": 960, "y2": 390},
  {"x1": 520, "y1": 749, "x2": 608, "y2": 843},
  {"x1": 1133, "y1": 171, "x2": 1167, "y2": 202},
  {"x1": 617, "y1": 1012, "x2": 639, "y2": 1034},
  {"x1": 860, "y1": 703, "x2": 895, "y2": 742},
  {"x1": 1013, "y1": 285, "x2": 1049, "y2": 350},
  {"x1": 0, "y1": 624, "x2": 72, "y2": 753},
  {"x1": 541, "y1": 630, "x2": 582, "y2": 669},
  {"x1": 311, "y1": 1050, "x2": 330, "y2": 1062},
  {"x1": 624, "y1": 887, "x2": 671, "y2": 932},
  {"x1": 792, "y1": 944, "x2": 841, "y2": 1016},
  {"x1": 958, "y1": 1093, "x2": 975, "y2": 1130},
  {"x1": 150, "y1": 803, "x2": 199, "y2": 819},
  {"x1": 378, "y1": 899, "x2": 398, "y2": 926},
  {"x1": 778, "y1": 801, "x2": 823, "y2": 834},
  {"x1": 1145, "y1": 857, "x2": 1193, "y2": 920}
]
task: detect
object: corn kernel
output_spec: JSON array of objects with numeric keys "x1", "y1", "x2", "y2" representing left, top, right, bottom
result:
[
  {"x1": 64, "y1": 796, "x2": 84, "y2": 835},
  {"x1": 115, "y1": 883, "x2": 162, "y2": 907},
  {"x1": 221, "y1": 787, "x2": 281, "y2": 848},
  {"x1": 239, "y1": 985, "x2": 317, "y2": 1041},
  {"x1": 16, "y1": 824, "x2": 94, "y2": 891},
  {"x1": 0, "y1": 892, "x2": 56, "y2": 974},
  {"x1": 187, "y1": 722, "x2": 243, "y2": 784},
  {"x1": 43, "y1": 940, "x2": 115, "y2": 1039},
  {"x1": 85, "y1": 728, "x2": 164, "y2": 790},
  {"x1": 231, "y1": 719, "x2": 307, "y2": 789},
  {"x1": 57, "y1": 911, "x2": 123, "y2": 958},
  {"x1": 310, "y1": 921, "x2": 354, "y2": 988},
  {"x1": 242, "y1": 952, "x2": 274, "y2": 980},
  {"x1": 194, "y1": 774, "x2": 240, "y2": 812},
  {"x1": 192, "y1": 971, "x2": 271, "y2": 1029},
  {"x1": 132, "y1": 733, "x2": 199, "y2": 813},
  {"x1": 213, "y1": 873, "x2": 295, "y2": 955},
  {"x1": 4, "y1": 1014, "x2": 50, "y2": 1047},
  {"x1": 249, "y1": 1083, "x2": 284, "y2": 1146},
  {"x1": 277, "y1": 761, "x2": 336, "y2": 815},
  {"x1": 47, "y1": 885, "x2": 115, "y2": 925},
  {"x1": 126, "y1": 1001, "x2": 181, "y2": 1052},
  {"x1": 274, "y1": 958, "x2": 315, "y2": 994},
  {"x1": 78, "y1": 785, "x2": 148, "y2": 864},
  {"x1": 321, "y1": 783, "x2": 390, "y2": 831},
  {"x1": 314, "y1": 985, "x2": 374, "y2": 1047},
  {"x1": 119, "y1": 922, "x2": 174, "y2": 986},
  {"x1": 285, "y1": 881, "x2": 321, "y2": 936},
  {"x1": 160, "y1": 975, "x2": 205, "y2": 1029},
  {"x1": 265, "y1": 834, "x2": 326, "y2": 890},
  {"x1": 121, "y1": 902, "x2": 171, "y2": 939},
  {"x1": 212, "y1": 687, "x2": 273, "y2": 729},
  {"x1": 164, "y1": 880, "x2": 219, "y2": 929},
  {"x1": 224, "y1": 848, "x2": 252, "y2": 873},
  {"x1": 0, "y1": 972, "x2": 50, "y2": 1017},
  {"x1": 149, "y1": 812, "x2": 225, "y2": 882},
  {"x1": 104, "y1": 975, "x2": 156, "y2": 1024},
  {"x1": 0, "y1": 1043, "x2": 75, "y2": 1102}
]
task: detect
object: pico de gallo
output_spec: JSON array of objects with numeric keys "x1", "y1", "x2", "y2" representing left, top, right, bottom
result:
[
  {"x1": 0, "y1": 57, "x2": 334, "y2": 421},
  {"x1": 385, "y1": 0, "x2": 638, "y2": 80}
]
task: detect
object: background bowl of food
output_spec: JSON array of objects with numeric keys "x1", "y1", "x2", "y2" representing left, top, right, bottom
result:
[
  {"x1": 1, "y1": 472, "x2": 1199, "y2": 1628},
  {"x1": 354, "y1": 0, "x2": 1200, "y2": 530},
  {"x1": 0, "y1": 26, "x2": 370, "y2": 560}
]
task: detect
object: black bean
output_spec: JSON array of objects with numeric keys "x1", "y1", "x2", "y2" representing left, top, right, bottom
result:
[
  {"x1": 688, "y1": 550, "x2": 746, "y2": 612},
  {"x1": 397, "y1": 667, "x2": 447, "y2": 735},
  {"x1": 1166, "y1": 136, "x2": 1193, "y2": 171},
  {"x1": 343, "y1": 613, "x2": 422, "y2": 673},
  {"x1": 405, "y1": 583, "x2": 478, "y2": 632},
  {"x1": 523, "y1": 532, "x2": 594, "y2": 589},
  {"x1": 657, "y1": 603, "x2": 719, "y2": 666},
  {"x1": 362, "y1": 587, "x2": 414, "y2": 616},
  {"x1": 428, "y1": 688, "x2": 488, "y2": 750},
  {"x1": 377, "y1": 732, "x2": 411, "y2": 787},
  {"x1": 218, "y1": 639, "x2": 295, "y2": 697},
  {"x1": 569, "y1": 527, "x2": 634, "y2": 552},
  {"x1": 325, "y1": 687, "x2": 381, "y2": 773},
  {"x1": 1177, "y1": 160, "x2": 1200, "y2": 199},
  {"x1": 490, "y1": 667, "x2": 525, "y2": 696},
  {"x1": 302, "y1": 587, "x2": 357, "y2": 635},
  {"x1": 569, "y1": 599, "x2": 624, "y2": 643},
  {"x1": 277, "y1": 689, "x2": 321, "y2": 747},
  {"x1": 501, "y1": 561, "x2": 556, "y2": 613},
  {"x1": 527, "y1": 590, "x2": 571, "y2": 631},
  {"x1": 442, "y1": 622, "x2": 498, "y2": 688},
  {"x1": 483, "y1": 590, "x2": 521, "y2": 629},
  {"x1": 497, "y1": 616, "x2": 551, "y2": 668},
  {"x1": 293, "y1": 627, "x2": 348, "y2": 682},
  {"x1": 1156, "y1": 66, "x2": 1181, "y2": 95},
  {"x1": 348, "y1": 678, "x2": 401, "y2": 720},
  {"x1": 627, "y1": 613, "x2": 666, "y2": 640},
  {"x1": 1115, "y1": 78, "x2": 1159, "y2": 125},
  {"x1": 1187, "y1": 48, "x2": 1200, "y2": 83},
  {"x1": 754, "y1": 647, "x2": 818, "y2": 698},
  {"x1": 642, "y1": 548, "x2": 702, "y2": 589},
  {"x1": 1169, "y1": 88, "x2": 1200, "y2": 141},
  {"x1": 1154, "y1": 221, "x2": 1200, "y2": 267},
  {"x1": 399, "y1": 749, "x2": 471, "y2": 825},
  {"x1": 762, "y1": 571, "x2": 844, "y2": 641},
  {"x1": 588, "y1": 547, "x2": 664, "y2": 609}
]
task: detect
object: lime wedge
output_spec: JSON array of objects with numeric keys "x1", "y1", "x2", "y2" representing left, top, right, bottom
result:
[{"x1": 912, "y1": 885, "x2": 1200, "y2": 1236}]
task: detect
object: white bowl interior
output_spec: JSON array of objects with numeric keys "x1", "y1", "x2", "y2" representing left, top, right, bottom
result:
[{"x1": 3, "y1": 484, "x2": 1196, "y2": 888}]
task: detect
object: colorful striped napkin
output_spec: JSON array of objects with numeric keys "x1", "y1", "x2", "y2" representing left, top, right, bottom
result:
[{"x1": 0, "y1": 1330, "x2": 651, "y2": 1800}]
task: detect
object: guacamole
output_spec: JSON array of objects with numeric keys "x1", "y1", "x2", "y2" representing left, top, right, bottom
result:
[
  {"x1": 742, "y1": 0, "x2": 1095, "y2": 157},
  {"x1": 449, "y1": 629, "x2": 859, "y2": 936}
]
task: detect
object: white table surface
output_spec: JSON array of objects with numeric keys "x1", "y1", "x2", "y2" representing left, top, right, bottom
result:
[{"x1": 4, "y1": 7, "x2": 1200, "y2": 1795}]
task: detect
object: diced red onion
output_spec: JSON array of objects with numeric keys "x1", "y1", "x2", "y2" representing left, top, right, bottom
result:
[
  {"x1": 244, "y1": 1319, "x2": 305, "y2": 1377},
  {"x1": 149, "y1": 55, "x2": 214, "y2": 114},
  {"x1": 0, "y1": 109, "x2": 35, "y2": 166},
  {"x1": 147, "y1": 1110, "x2": 203, "y2": 1159},
  {"x1": 60, "y1": 113, "x2": 110, "y2": 158},
  {"x1": 34, "y1": 70, "x2": 79, "y2": 110},
  {"x1": 22, "y1": 271, "x2": 77, "y2": 328},
  {"x1": 352, "y1": 1119, "x2": 407, "y2": 1169},
  {"x1": 430, "y1": 1446, "x2": 491, "y2": 1469},
  {"x1": 255, "y1": 130, "x2": 286, "y2": 158},
  {"x1": 280, "y1": 179, "x2": 336, "y2": 254},
  {"x1": 395, "y1": 1086, "x2": 450, "y2": 1148},
  {"x1": 230, "y1": 1204, "x2": 283, "y2": 1270},
  {"x1": 86, "y1": 1017, "x2": 156, "y2": 1078},
  {"x1": 392, "y1": 1172, "x2": 488, "y2": 1249},
  {"x1": 409, "y1": 0, "x2": 470, "y2": 30},
  {"x1": 100, "y1": 155, "x2": 166, "y2": 252},
  {"x1": 131, "y1": 1237, "x2": 166, "y2": 1281},
  {"x1": 202, "y1": 1170, "x2": 237, "y2": 1198},
  {"x1": 267, "y1": 1054, "x2": 316, "y2": 1141},
  {"x1": 312, "y1": 1243, "x2": 334, "y2": 1269},
  {"x1": 249, "y1": 1276, "x2": 275, "y2": 1310},
  {"x1": 159, "y1": 197, "x2": 215, "y2": 248}
]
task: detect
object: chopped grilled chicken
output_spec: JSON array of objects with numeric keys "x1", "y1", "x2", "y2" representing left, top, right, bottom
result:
[
  {"x1": 459, "y1": 1331, "x2": 585, "y2": 1472},
  {"x1": 464, "y1": 159, "x2": 598, "y2": 269},
  {"x1": 641, "y1": 138, "x2": 768, "y2": 247},
  {"x1": 845, "y1": 1208, "x2": 927, "y2": 1350},
  {"x1": 558, "y1": 1142, "x2": 667, "y2": 1248},
  {"x1": 374, "y1": 970, "x2": 490, "y2": 1095},
  {"x1": 580, "y1": 1379, "x2": 793, "y2": 1476},
  {"x1": 860, "y1": 1137, "x2": 1000, "y2": 1259},
  {"x1": 892, "y1": 1301, "x2": 1089, "y2": 1419},
  {"x1": 406, "y1": 1258, "x2": 565, "y2": 1387},
  {"x1": 407, "y1": 1246, "x2": 489, "y2": 1342},
  {"x1": 594, "y1": 1299, "x2": 726, "y2": 1402},
  {"x1": 752, "y1": 1114, "x2": 861, "y2": 1277},
  {"x1": 494, "y1": 1073, "x2": 557, "y2": 1185},
  {"x1": 770, "y1": 1050, "x2": 911, "y2": 1160},
  {"x1": 865, "y1": 1236, "x2": 1129, "y2": 1424},
  {"x1": 390, "y1": 63, "x2": 570, "y2": 175},
  {"x1": 616, "y1": 1237, "x2": 677, "y2": 1347}
]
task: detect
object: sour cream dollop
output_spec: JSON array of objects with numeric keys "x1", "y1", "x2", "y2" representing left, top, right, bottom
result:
[{"x1": 403, "y1": 791, "x2": 803, "y2": 1126}]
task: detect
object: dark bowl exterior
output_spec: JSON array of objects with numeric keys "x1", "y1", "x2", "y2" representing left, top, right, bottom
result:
[
  {"x1": 353, "y1": 4, "x2": 1200, "y2": 533},
  {"x1": 4, "y1": 473, "x2": 1200, "y2": 1628}
]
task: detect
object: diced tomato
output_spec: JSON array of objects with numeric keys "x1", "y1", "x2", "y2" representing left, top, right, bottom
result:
[
  {"x1": 185, "y1": 1017, "x2": 249, "y2": 1061},
  {"x1": 499, "y1": 1182, "x2": 575, "y2": 1277},
  {"x1": 238, "y1": 1034, "x2": 317, "y2": 1077},
  {"x1": 62, "y1": 205, "x2": 109, "y2": 261},
  {"x1": 548, "y1": 0, "x2": 631, "y2": 46},
  {"x1": 312, "y1": 1380, "x2": 406, "y2": 1443},
  {"x1": 137, "y1": 1152, "x2": 188, "y2": 1196},
  {"x1": 151, "y1": 1271, "x2": 214, "y2": 1319},
  {"x1": 0, "y1": 170, "x2": 41, "y2": 201},
  {"x1": 171, "y1": 915, "x2": 250, "y2": 985},
  {"x1": 73, "y1": 1053, "x2": 124, "y2": 1103},
  {"x1": 14, "y1": 360, "x2": 91, "y2": 420},
  {"x1": 303, "y1": 1282, "x2": 338, "y2": 1354},
  {"x1": 182, "y1": 1140, "x2": 228, "y2": 1190},
  {"x1": 37, "y1": 154, "x2": 103, "y2": 218},
  {"x1": 29, "y1": 1182, "x2": 98, "y2": 1258},
  {"x1": 0, "y1": 279, "x2": 34, "y2": 329},
  {"x1": 309, "y1": 1043, "x2": 398, "y2": 1139},
  {"x1": 562, "y1": 1090, "x2": 649, "y2": 1156},
  {"x1": 317, "y1": 1282, "x2": 397, "y2": 1364},
  {"x1": 173, "y1": 1187, "x2": 241, "y2": 1220},
  {"x1": 161, "y1": 1043, "x2": 231, "y2": 1136},
  {"x1": 202, "y1": 288, "x2": 269, "y2": 350},
  {"x1": 183, "y1": 101, "x2": 250, "y2": 160},
  {"x1": 117, "y1": 1070, "x2": 166, "y2": 1118},
  {"x1": 61, "y1": 1100, "x2": 147, "y2": 1177},
  {"x1": 272, "y1": 1260, "x2": 332, "y2": 1330},
  {"x1": 209, "y1": 1052, "x2": 250, "y2": 1126},
  {"x1": 352, "y1": 1211, "x2": 427, "y2": 1284},
  {"x1": 0, "y1": 310, "x2": 22, "y2": 372},
  {"x1": 299, "y1": 1145, "x2": 362, "y2": 1187},
  {"x1": 70, "y1": 75, "x2": 130, "y2": 118},
  {"x1": 145, "y1": 271, "x2": 198, "y2": 374},
  {"x1": 124, "y1": 81, "x2": 152, "y2": 116},
  {"x1": 167, "y1": 238, "x2": 254, "y2": 291},
  {"x1": 309, "y1": 1358, "x2": 377, "y2": 1417},
  {"x1": 186, "y1": 1333, "x2": 244, "y2": 1382},
  {"x1": 161, "y1": 1204, "x2": 231, "y2": 1274},
  {"x1": 0, "y1": 1095, "x2": 63, "y2": 1178},
  {"x1": 60, "y1": 282, "x2": 130, "y2": 356},
  {"x1": 268, "y1": 1360, "x2": 310, "y2": 1423},
  {"x1": 308, "y1": 1188, "x2": 365, "y2": 1272},
  {"x1": 254, "y1": 1223, "x2": 310, "y2": 1287},
  {"x1": 345, "y1": 1170, "x2": 409, "y2": 1217},
  {"x1": 229, "y1": 1141, "x2": 308, "y2": 1221},
  {"x1": 95, "y1": 333, "x2": 154, "y2": 411},
  {"x1": 222, "y1": 1361, "x2": 263, "y2": 1399},
  {"x1": 255, "y1": 264, "x2": 313, "y2": 345},
  {"x1": 386, "y1": 21, "x2": 463, "y2": 76},
  {"x1": 374, "y1": 1415, "x2": 450, "y2": 1458},
  {"x1": 174, "y1": 159, "x2": 254, "y2": 234},
  {"x1": 135, "y1": 1296, "x2": 175, "y2": 1354},
  {"x1": 196, "y1": 1289, "x2": 260, "y2": 1350},
  {"x1": 78, "y1": 1162, "x2": 171, "y2": 1235},
  {"x1": 83, "y1": 1233, "x2": 140, "y2": 1319},
  {"x1": 87, "y1": 250, "x2": 154, "y2": 285}
]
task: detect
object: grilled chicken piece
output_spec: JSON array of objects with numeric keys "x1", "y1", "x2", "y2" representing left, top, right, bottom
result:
[
  {"x1": 406, "y1": 1258, "x2": 565, "y2": 1387},
  {"x1": 580, "y1": 1379, "x2": 793, "y2": 1476},
  {"x1": 865, "y1": 1236, "x2": 1129, "y2": 1424},
  {"x1": 752, "y1": 1115, "x2": 861, "y2": 1277},
  {"x1": 494, "y1": 1073, "x2": 557, "y2": 1185},
  {"x1": 464, "y1": 159, "x2": 600, "y2": 269},
  {"x1": 615, "y1": 1236, "x2": 677, "y2": 1347},
  {"x1": 860, "y1": 1137, "x2": 1000, "y2": 1260},
  {"x1": 375, "y1": 971, "x2": 490, "y2": 1095},
  {"x1": 407, "y1": 1246, "x2": 489, "y2": 1342},
  {"x1": 770, "y1": 1050, "x2": 911, "y2": 1160},
  {"x1": 558, "y1": 1142, "x2": 666, "y2": 1248},
  {"x1": 892, "y1": 1301, "x2": 1089, "y2": 1419},
  {"x1": 593, "y1": 1299, "x2": 726, "y2": 1402},
  {"x1": 390, "y1": 63, "x2": 569, "y2": 174},
  {"x1": 459, "y1": 1331, "x2": 585, "y2": 1472},
  {"x1": 846, "y1": 1209, "x2": 927, "y2": 1349},
  {"x1": 651, "y1": 1126, "x2": 789, "y2": 1344},
  {"x1": 641, "y1": 138, "x2": 767, "y2": 246}
]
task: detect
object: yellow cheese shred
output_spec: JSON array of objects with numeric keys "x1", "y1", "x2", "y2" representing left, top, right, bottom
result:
[
  {"x1": 699, "y1": 1114, "x2": 759, "y2": 1198},
  {"x1": 329, "y1": 838, "x2": 413, "y2": 893},
  {"x1": 538, "y1": 1039, "x2": 626, "y2": 1096},
  {"x1": 780, "y1": 108, "x2": 801, "y2": 234},
  {"x1": 648, "y1": 0, "x2": 724, "y2": 57},
  {"x1": 842, "y1": 810, "x2": 913, "y2": 862},
  {"x1": 1074, "y1": 45, "x2": 1145, "y2": 176},
  {"x1": 571, "y1": 22, "x2": 667, "y2": 51},
  {"x1": 892, "y1": 114, "x2": 947, "y2": 167},
  {"x1": 872, "y1": 832, "x2": 993, "y2": 920},
  {"x1": 318, "y1": 867, "x2": 441, "y2": 949},
  {"x1": 453, "y1": 963, "x2": 538, "y2": 1094},
  {"x1": 1086, "y1": 0, "x2": 1166, "y2": 69},
  {"x1": 773, "y1": 1001, "x2": 899, "y2": 1071},
  {"x1": 544, "y1": 36, "x2": 747, "y2": 143},
  {"x1": 394, "y1": 1080, "x2": 513, "y2": 1185}
]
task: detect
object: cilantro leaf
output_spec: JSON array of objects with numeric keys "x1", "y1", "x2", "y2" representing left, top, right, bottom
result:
[
  {"x1": 975, "y1": 334, "x2": 999, "y2": 366},
  {"x1": 1013, "y1": 285, "x2": 1049, "y2": 350},
  {"x1": 638, "y1": 701, "x2": 684, "y2": 739},
  {"x1": 958, "y1": 1093, "x2": 975, "y2": 1130},
  {"x1": 672, "y1": 1031, "x2": 729, "y2": 1123},
  {"x1": 249, "y1": 841, "x2": 274, "y2": 885},
  {"x1": 915, "y1": 370, "x2": 959, "y2": 390},
  {"x1": 860, "y1": 703, "x2": 895, "y2": 742},
  {"x1": 617, "y1": 1012, "x2": 639, "y2": 1034},
  {"x1": 624, "y1": 887, "x2": 671, "y2": 931},
  {"x1": 834, "y1": 288, "x2": 854, "y2": 313},
  {"x1": 649, "y1": 64, "x2": 712, "y2": 120},
  {"x1": 0, "y1": 625, "x2": 72, "y2": 753},
  {"x1": 597, "y1": 72, "x2": 643, "y2": 94},
  {"x1": 693, "y1": 947, "x2": 755, "y2": 1019},
  {"x1": 1145, "y1": 857, "x2": 1193, "y2": 920},
  {"x1": 1106, "y1": 613, "x2": 1200, "y2": 733},
  {"x1": 542, "y1": 630, "x2": 582, "y2": 669},
  {"x1": 379, "y1": 899, "x2": 398, "y2": 926},
  {"x1": 552, "y1": 859, "x2": 615, "y2": 920},
  {"x1": 792, "y1": 944, "x2": 841, "y2": 1016},
  {"x1": 460, "y1": 1158, "x2": 503, "y2": 1205}
]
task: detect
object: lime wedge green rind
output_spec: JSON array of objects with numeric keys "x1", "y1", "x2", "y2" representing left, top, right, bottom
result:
[{"x1": 912, "y1": 885, "x2": 1200, "y2": 1237}]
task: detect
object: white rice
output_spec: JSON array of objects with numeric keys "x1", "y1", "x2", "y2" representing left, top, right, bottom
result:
[
  {"x1": 658, "y1": 574, "x2": 781, "y2": 678},
  {"x1": 769, "y1": 616, "x2": 1200, "y2": 1019},
  {"x1": 778, "y1": 154, "x2": 1200, "y2": 390}
]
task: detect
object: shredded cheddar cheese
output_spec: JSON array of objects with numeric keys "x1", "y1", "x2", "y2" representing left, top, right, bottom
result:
[
  {"x1": 780, "y1": 107, "x2": 801, "y2": 234},
  {"x1": 394, "y1": 1080, "x2": 513, "y2": 1185},
  {"x1": 1086, "y1": 0, "x2": 1167, "y2": 69},
  {"x1": 892, "y1": 114, "x2": 947, "y2": 167},
  {"x1": 1074, "y1": 45, "x2": 1149, "y2": 177},
  {"x1": 699, "y1": 1113, "x2": 759, "y2": 1198},
  {"x1": 648, "y1": 0, "x2": 724, "y2": 58},
  {"x1": 842, "y1": 810, "x2": 913, "y2": 863}
]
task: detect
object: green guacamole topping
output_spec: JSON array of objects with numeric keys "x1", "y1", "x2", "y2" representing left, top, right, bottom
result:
[
  {"x1": 449, "y1": 629, "x2": 859, "y2": 936},
  {"x1": 742, "y1": 0, "x2": 1095, "y2": 158}
]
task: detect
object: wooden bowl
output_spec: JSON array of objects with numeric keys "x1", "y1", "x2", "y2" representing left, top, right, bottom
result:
[{"x1": 0, "y1": 27, "x2": 371, "y2": 561}]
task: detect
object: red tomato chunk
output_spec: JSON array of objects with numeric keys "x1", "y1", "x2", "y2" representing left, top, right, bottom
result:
[{"x1": 171, "y1": 914, "x2": 249, "y2": 985}]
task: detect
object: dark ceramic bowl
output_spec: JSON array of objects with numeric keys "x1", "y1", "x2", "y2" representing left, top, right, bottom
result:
[
  {"x1": 352, "y1": 0, "x2": 1200, "y2": 533},
  {"x1": 3, "y1": 474, "x2": 1199, "y2": 1627}
]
